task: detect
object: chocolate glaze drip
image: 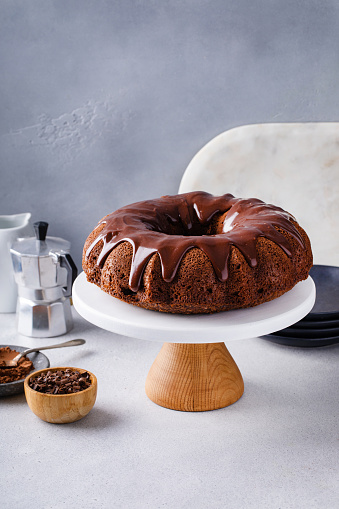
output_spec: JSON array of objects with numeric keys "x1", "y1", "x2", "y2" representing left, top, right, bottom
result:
[{"x1": 86, "y1": 192, "x2": 305, "y2": 292}]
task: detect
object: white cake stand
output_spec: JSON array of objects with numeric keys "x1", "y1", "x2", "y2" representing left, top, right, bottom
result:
[{"x1": 73, "y1": 272, "x2": 315, "y2": 411}]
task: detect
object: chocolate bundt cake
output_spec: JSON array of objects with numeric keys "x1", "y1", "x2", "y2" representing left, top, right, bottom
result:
[{"x1": 83, "y1": 191, "x2": 313, "y2": 314}]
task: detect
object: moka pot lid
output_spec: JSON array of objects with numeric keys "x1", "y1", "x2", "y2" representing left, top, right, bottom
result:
[{"x1": 11, "y1": 221, "x2": 70, "y2": 258}]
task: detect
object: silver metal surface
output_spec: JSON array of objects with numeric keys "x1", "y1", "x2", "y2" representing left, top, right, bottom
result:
[
  {"x1": 10, "y1": 231, "x2": 75, "y2": 337},
  {"x1": 16, "y1": 291, "x2": 73, "y2": 337}
]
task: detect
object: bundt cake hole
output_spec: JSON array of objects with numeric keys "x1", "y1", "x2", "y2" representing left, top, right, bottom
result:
[
  {"x1": 149, "y1": 211, "x2": 217, "y2": 237},
  {"x1": 162, "y1": 222, "x2": 210, "y2": 237}
]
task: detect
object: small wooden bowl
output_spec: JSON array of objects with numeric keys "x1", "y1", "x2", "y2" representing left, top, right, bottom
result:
[{"x1": 24, "y1": 367, "x2": 97, "y2": 424}]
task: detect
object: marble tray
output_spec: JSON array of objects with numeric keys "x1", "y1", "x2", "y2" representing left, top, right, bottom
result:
[{"x1": 179, "y1": 122, "x2": 339, "y2": 266}]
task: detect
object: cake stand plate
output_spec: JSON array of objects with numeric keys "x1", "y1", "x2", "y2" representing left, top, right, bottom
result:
[{"x1": 73, "y1": 273, "x2": 315, "y2": 411}]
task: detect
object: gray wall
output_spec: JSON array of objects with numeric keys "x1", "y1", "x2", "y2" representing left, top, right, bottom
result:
[{"x1": 1, "y1": 0, "x2": 339, "y2": 270}]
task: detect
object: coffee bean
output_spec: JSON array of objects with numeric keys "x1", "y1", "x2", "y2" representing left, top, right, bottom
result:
[{"x1": 29, "y1": 369, "x2": 92, "y2": 394}]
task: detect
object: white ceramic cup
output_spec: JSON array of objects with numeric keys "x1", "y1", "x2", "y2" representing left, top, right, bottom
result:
[{"x1": 0, "y1": 213, "x2": 31, "y2": 313}]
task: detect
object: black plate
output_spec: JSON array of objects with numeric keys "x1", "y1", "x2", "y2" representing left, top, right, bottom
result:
[
  {"x1": 0, "y1": 345, "x2": 50, "y2": 397},
  {"x1": 262, "y1": 334, "x2": 339, "y2": 348},
  {"x1": 292, "y1": 317, "x2": 339, "y2": 329},
  {"x1": 305, "y1": 265, "x2": 339, "y2": 320},
  {"x1": 261, "y1": 265, "x2": 339, "y2": 346},
  {"x1": 271, "y1": 326, "x2": 339, "y2": 339}
]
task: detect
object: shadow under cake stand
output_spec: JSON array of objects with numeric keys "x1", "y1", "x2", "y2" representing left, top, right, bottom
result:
[{"x1": 72, "y1": 273, "x2": 315, "y2": 412}]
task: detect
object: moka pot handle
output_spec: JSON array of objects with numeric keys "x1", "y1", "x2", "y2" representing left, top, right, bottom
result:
[{"x1": 59, "y1": 253, "x2": 78, "y2": 297}]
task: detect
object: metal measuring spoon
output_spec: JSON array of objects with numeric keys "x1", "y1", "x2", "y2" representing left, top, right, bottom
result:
[{"x1": 0, "y1": 339, "x2": 86, "y2": 368}]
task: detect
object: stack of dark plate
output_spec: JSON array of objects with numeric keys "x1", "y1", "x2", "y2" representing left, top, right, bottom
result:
[{"x1": 262, "y1": 265, "x2": 339, "y2": 347}]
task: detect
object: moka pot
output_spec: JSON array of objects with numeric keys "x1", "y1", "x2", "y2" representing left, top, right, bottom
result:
[{"x1": 10, "y1": 222, "x2": 78, "y2": 337}]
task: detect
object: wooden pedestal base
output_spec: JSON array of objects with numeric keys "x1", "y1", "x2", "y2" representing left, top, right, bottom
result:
[{"x1": 145, "y1": 342, "x2": 244, "y2": 411}]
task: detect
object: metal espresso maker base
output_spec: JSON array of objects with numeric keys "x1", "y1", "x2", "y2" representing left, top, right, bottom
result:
[{"x1": 17, "y1": 287, "x2": 73, "y2": 337}]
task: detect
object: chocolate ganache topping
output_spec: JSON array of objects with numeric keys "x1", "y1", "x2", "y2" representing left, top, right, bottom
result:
[{"x1": 86, "y1": 192, "x2": 305, "y2": 292}]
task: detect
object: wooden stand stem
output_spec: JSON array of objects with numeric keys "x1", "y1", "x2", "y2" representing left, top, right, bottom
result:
[{"x1": 145, "y1": 342, "x2": 244, "y2": 412}]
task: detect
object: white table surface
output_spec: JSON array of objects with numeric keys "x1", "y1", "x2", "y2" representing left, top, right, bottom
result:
[{"x1": 1, "y1": 305, "x2": 338, "y2": 509}]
